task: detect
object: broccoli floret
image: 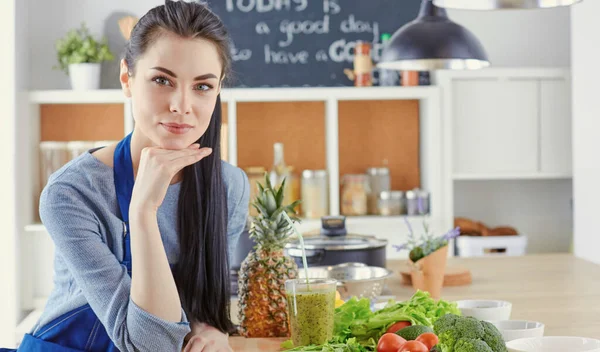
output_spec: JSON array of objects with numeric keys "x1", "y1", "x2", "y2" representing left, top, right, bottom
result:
[
  {"x1": 435, "y1": 315, "x2": 506, "y2": 352},
  {"x1": 437, "y1": 330, "x2": 459, "y2": 352},
  {"x1": 434, "y1": 314, "x2": 459, "y2": 335},
  {"x1": 454, "y1": 316, "x2": 484, "y2": 339},
  {"x1": 455, "y1": 338, "x2": 493, "y2": 352},
  {"x1": 481, "y1": 321, "x2": 508, "y2": 352}
]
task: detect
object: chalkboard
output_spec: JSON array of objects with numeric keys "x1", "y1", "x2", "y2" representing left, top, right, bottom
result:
[{"x1": 206, "y1": 0, "x2": 421, "y2": 88}]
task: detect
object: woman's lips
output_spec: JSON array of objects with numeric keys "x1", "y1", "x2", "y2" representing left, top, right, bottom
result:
[{"x1": 160, "y1": 122, "x2": 193, "y2": 135}]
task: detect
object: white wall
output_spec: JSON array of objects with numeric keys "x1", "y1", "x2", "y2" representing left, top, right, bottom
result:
[
  {"x1": 571, "y1": 1, "x2": 600, "y2": 265},
  {"x1": 27, "y1": 1, "x2": 571, "y2": 90},
  {"x1": 447, "y1": 7, "x2": 571, "y2": 68},
  {"x1": 28, "y1": 0, "x2": 163, "y2": 90},
  {"x1": 0, "y1": 0, "x2": 18, "y2": 347}
]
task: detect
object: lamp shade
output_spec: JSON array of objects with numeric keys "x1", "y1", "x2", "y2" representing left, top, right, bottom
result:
[
  {"x1": 433, "y1": 0, "x2": 582, "y2": 10},
  {"x1": 377, "y1": 0, "x2": 489, "y2": 71}
]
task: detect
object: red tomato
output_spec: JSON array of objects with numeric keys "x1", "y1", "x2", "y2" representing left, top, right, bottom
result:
[
  {"x1": 376, "y1": 333, "x2": 407, "y2": 352},
  {"x1": 398, "y1": 340, "x2": 429, "y2": 352},
  {"x1": 415, "y1": 332, "x2": 439, "y2": 350},
  {"x1": 385, "y1": 321, "x2": 412, "y2": 333}
]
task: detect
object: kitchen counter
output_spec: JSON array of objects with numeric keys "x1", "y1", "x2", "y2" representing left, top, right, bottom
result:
[{"x1": 229, "y1": 253, "x2": 600, "y2": 351}]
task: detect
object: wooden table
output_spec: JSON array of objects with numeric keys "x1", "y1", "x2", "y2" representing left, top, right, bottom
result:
[{"x1": 229, "y1": 254, "x2": 600, "y2": 351}]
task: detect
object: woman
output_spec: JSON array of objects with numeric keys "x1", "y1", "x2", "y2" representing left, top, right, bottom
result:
[{"x1": 3, "y1": 1, "x2": 249, "y2": 351}]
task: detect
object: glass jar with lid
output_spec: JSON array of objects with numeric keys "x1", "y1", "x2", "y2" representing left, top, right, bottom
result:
[
  {"x1": 341, "y1": 174, "x2": 369, "y2": 216},
  {"x1": 366, "y1": 167, "x2": 391, "y2": 215},
  {"x1": 301, "y1": 170, "x2": 328, "y2": 219}
]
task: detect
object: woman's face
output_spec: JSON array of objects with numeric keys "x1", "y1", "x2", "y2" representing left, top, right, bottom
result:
[{"x1": 121, "y1": 31, "x2": 222, "y2": 150}]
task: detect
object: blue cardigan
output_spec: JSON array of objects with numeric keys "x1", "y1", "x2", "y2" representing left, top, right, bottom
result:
[{"x1": 32, "y1": 150, "x2": 249, "y2": 351}]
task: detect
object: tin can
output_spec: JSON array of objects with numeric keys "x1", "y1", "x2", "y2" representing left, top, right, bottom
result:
[
  {"x1": 406, "y1": 190, "x2": 418, "y2": 215},
  {"x1": 417, "y1": 190, "x2": 430, "y2": 215}
]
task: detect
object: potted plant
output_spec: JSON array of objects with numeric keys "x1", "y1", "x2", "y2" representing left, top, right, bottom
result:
[
  {"x1": 54, "y1": 23, "x2": 115, "y2": 90},
  {"x1": 394, "y1": 218, "x2": 460, "y2": 298}
]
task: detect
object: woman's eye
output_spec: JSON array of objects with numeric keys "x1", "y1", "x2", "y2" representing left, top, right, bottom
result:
[
  {"x1": 153, "y1": 76, "x2": 172, "y2": 86},
  {"x1": 195, "y1": 84, "x2": 212, "y2": 91}
]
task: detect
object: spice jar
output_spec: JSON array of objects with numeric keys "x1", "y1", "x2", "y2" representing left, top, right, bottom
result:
[
  {"x1": 366, "y1": 167, "x2": 391, "y2": 215},
  {"x1": 377, "y1": 191, "x2": 405, "y2": 216},
  {"x1": 301, "y1": 170, "x2": 329, "y2": 219},
  {"x1": 341, "y1": 174, "x2": 369, "y2": 216},
  {"x1": 406, "y1": 189, "x2": 419, "y2": 216},
  {"x1": 354, "y1": 42, "x2": 373, "y2": 87},
  {"x1": 417, "y1": 189, "x2": 430, "y2": 215}
]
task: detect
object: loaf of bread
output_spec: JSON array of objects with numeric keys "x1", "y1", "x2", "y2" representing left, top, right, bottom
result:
[
  {"x1": 454, "y1": 217, "x2": 518, "y2": 237},
  {"x1": 454, "y1": 217, "x2": 489, "y2": 236},
  {"x1": 489, "y1": 226, "x2": 518, "y2": 236}
]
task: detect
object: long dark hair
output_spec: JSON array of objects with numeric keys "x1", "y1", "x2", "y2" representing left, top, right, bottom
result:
[{"x1": 124, "y1": 0, "x2": 233, "y2": 333}]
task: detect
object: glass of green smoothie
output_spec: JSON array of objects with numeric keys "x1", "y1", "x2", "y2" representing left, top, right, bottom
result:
[{"x1": 285, "y1": 278, "x2": 337, "y2": 347}]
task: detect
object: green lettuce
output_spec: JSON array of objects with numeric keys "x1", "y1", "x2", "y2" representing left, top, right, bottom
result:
[
  {"x1": 345, "y1": 291, "x2": 461, "y2": 344},
  {"x1": 282, "y1": 291, "x2": 460, "y2": 351}
]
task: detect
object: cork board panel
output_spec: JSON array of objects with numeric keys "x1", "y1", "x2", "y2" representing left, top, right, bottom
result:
[
  {"x1": 236, "y1": 102, "x2": 326, "y2": 171},
  {"x1": 339, "y1": 100, "x2": 420, "y2": 190},
  {"x1": 40, "y1": 104, "x2": 125, "y2": 141},
  {"x1": 41, "y1": 102, "x2": 229, "y2": 141},
  {"x1": 221, "y1": 102, "x2": 228, "y2": 124}
]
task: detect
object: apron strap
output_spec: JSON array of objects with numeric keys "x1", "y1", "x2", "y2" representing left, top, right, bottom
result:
[{"x1": 114, "y1": 133, "x2": 135, "y2": 273}]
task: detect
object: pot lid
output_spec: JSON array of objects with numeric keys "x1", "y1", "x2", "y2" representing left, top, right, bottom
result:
[{"x1": 286, "y1": 234, "x2": 387, "y2": 251}]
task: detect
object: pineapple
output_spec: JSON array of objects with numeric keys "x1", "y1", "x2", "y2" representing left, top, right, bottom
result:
[{"x1": 238, "y1": 173, "x2": 301, "y2": 338}]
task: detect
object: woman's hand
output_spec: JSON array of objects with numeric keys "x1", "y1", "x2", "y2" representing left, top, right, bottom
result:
[
  {"x1": 183, "y1": 322, "x2": 232, "y2": 352},
  {"x1": 130, "y1": 143, "x2": 212, "y2": 213}
]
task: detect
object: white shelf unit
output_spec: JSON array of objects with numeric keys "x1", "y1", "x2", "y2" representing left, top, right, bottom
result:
[
  {"x1": 434, "y1": 68, "x2": 573, "y2": 255},
  {"x1": 16, "y1": 86, "x2": 449, "y2": 344},
  {"x1": 26, "y1": 85, "x2": 445, "y2": 222}
]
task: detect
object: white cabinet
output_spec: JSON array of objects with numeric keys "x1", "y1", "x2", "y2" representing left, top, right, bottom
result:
[
  {"x1": 452, "y1": 79, "x2": 539, "y2": 175},
  {"x1": 442, "y1": 69, "x2": 572, "y2": 179},
  {"x1": 540, "y1": 79, "x2": 572, "y2": 175}
]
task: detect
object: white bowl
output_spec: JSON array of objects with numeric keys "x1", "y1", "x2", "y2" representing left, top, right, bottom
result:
[
  {"x1": 506, "y1": 336, "x2": 600, "y2": 352},
  {"x1": 455, "y1": 299, "x2": 512, "y2": 321},
  {"x1": 489, "y1": 320, "x2": 545, "y2": 342}
]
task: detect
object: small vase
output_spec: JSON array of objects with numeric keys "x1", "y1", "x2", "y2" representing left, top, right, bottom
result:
[
  {"x1": 68, "y1": 63, "x2": 101, "y2": 90},
  {"x1": 409, "y1": 245, "x2": 449, "y2": 299}
]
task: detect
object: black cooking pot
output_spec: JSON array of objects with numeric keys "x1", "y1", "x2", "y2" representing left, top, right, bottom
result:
[
  {"x1": 230, "y1": 216, "x2": 388, "y2": 295},
  {"x1": 284, "y1": 216, "x2": 388, "y2": 268}
]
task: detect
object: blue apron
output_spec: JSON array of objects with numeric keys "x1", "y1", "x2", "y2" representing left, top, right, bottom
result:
[{"x1": 2, "y1": 133, "x2": 138, "y2": 351}]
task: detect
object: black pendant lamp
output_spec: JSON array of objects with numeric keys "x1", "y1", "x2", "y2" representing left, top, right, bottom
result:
[
  {"x1": 433, "y1": 0, "x2": 582, "y2": 10},
  {"x1": 377, "y1": 0, "x2": 489, "y2": 71}
]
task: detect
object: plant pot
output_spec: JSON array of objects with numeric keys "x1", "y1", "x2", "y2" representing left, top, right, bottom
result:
[
  {"x1": 409, "y1": 245, "x2": 449, "y2": 299},
  {"x1": 68, "y1": 63, "x2": 101, "y2": 90}
]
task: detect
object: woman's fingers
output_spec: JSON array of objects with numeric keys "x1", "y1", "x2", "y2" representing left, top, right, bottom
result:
[
  {"x1": 199, "y1": 341, "x2": 219, "y2": 352},
  {"x1": 171, "y1": 148, "x2": 212, "y2": 170},
  {"x1": 184, "y1": 336, "x2": 206, "y2": 352}
]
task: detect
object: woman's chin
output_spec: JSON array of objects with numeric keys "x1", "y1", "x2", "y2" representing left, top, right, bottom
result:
[{"x1": 156, "y1": 136, "x2": 199, "y2": 150}]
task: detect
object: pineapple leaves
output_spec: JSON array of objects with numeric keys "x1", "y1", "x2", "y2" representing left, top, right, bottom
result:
[
  {"x1": 286, "y1": 199, "x2": 302, "y2": 211},
  {"x1": 252, "y1": 202, "x2": 268, "y2": 217},
  {"x1": 265, "y1": 190, "x2": 278, "y2": 215},
  {"x1": 275, "y1": 177, "x2": 286, "y2": 206},
  {"x1": 248, "y1": 171, "x2": 305, "y2": 251},
  {"x1": 264, "y1": 172, "x2": 274, "y2": 192}
]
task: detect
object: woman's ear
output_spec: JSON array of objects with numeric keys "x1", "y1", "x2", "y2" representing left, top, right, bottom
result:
[{"x1": 120, "y1": 59, "x2": 132, "y2": 98}]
